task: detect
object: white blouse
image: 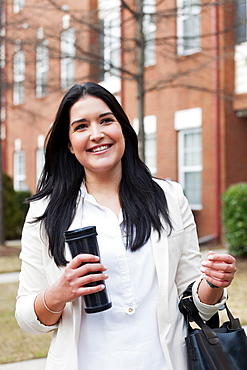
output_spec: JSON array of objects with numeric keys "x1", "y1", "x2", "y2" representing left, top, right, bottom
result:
[{"x1": 78, "y1": 187, "x2": 167, "y2": 370}]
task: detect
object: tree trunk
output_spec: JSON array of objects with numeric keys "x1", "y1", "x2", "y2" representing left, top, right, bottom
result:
[
  {"x1": 0, "y1": 0, "x2": 5, "y2": 246},
  {"x1": 136, "y1": 0, "x2": 145, "y2": 162}
]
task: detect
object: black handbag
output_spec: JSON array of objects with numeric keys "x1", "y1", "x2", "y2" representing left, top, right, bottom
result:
[{"x1": 180, "y1": 287, "x2": 247, "y2": 370}]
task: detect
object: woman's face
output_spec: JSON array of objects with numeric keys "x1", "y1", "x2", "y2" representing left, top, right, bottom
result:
[{"x1": 69, "y1": 96, "x2": 125, "y2": 178}]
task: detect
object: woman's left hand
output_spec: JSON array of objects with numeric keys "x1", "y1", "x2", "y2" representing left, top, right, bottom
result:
[{"x1": 200, "y1": 251, "x2": 236, "y2": 288}]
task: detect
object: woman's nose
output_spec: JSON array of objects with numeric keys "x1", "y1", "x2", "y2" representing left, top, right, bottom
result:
[{"x1": 90, "y1": 124, "x2": 104, "y2": 142}]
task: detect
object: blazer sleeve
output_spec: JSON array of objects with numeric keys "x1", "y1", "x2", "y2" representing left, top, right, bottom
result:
[
  {"x1": 171, "y1": 181, "x2": 227, "y2": 321},
  {"x1": 15, "y1": 200, "x2": 58, "y2": 334}
]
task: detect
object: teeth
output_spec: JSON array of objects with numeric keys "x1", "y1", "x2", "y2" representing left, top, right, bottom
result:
[{"x1": 90, "y1": 145, "x2": 109, "y2": 153}]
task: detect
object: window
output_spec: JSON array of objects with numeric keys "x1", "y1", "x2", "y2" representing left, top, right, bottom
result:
[
  {"x1": 36, "y1": 40, "x2": 49, "y2": 98},
  {"x1": 175, "y1": 107, "x2": 202, "y2": 209},
  {"x1": 13, "y1": 50, "x2": 25, "y2": 105},
  {"x1": 143, "y1": 0, "x2": 156, "y2": 66},
  {"x1": 14, "y1": 150, "x2": 26, "y2": 190},
  {"x1": 178, "y1": 129, "x2": 202, "y2": 208},
  {"x1": 36, "y1": 148, "x2": 45, "y2": 185},
  {"x1": 144, "y1": 115, "x2": 157, "y2": 174},
  {"x1": 14, "y1": 139, "x2": 27, "y2": 191},
  {"x1": 236, "y1": 0, "x2": 247, "y2": 44},
  {"x1": 13, "y1": 0, "x2": 24, "y2": 13},
  {"x1": 61, "y1": 28, "x2": 75, "y2": 90},
  {"x1": 36, "y1": 134, "x2": 45, "y2": 185},
  {"x1": 177, "y1": 0, "x2": 201, "y2": 56},
  {"x1": 133, "y1": 115, "x2": 157, "y2": 175},
  {"x1": 102, "y1": 10, "x2": 121, "y2": 80}
]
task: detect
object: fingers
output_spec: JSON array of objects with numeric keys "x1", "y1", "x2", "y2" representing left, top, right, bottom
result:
[
  {"x1": 77, "y1": 280, "x2": 107, "y2": 297},
  {"x1": 200, "y1": 251, "x2": 236, "y2": 288},
  {"x1": 60, "y1": 254, "x2": 109, "y2": 301},
  {"x1": 207, "y1": 251, "x2": 236, "y2": 265},
  {"x1": 68, "y1": 253, "x2": 101, "y2": 269}
]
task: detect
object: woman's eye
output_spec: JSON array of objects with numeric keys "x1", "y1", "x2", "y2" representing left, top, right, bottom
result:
[
  {"x1": 101, "y1": 118, "x2": 113, "y2": 124},
  {"x1": 74, "y1": 123, "x2": 87, "y2": 131}
]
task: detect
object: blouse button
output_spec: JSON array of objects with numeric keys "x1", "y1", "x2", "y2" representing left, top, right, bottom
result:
[{"x1": 125, "y1": 307, "x2": 135, "y2": 315}]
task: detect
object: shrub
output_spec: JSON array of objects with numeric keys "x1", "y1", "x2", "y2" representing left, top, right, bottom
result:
[
  {"x1": 3, "y1": 174, "x2": 31, "y2": 240},
  {"x1": 222, "y1": 182, "x2": 247, "y2": 257},
  {"x1": 3, "y1": 173, "x2": 23, "y2": 240},
  {"x1": 15, "y1": 190, "x2": 31, "y2": 219}
]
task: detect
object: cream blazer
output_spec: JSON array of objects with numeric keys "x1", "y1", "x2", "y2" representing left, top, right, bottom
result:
[{"x1": 16, "y1": 180, "x2": 226, "y2": 370}]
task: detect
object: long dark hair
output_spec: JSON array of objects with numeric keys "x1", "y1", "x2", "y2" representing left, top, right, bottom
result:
[{"x1": 29, "y1": 82, "x2": 172, "y2": 266}]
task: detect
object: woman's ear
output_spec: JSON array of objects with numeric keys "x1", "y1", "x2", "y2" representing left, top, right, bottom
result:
[{"x1": 68, "y1": 141, "x2": 75, "y2": 154}]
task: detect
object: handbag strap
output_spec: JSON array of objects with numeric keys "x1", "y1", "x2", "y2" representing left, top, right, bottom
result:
[
  {"x1": 224, "y1": 303, "x2": 242, "y2": 330},
  {"x1": 179, "y1": 281, "x2": 219, "y2": 328},
  {"x1": 181, "y1": 296, "x2": 219, "y2": 344},
  {"x1": 181, "y1": 296, "x2": 242, "y2": 344}
]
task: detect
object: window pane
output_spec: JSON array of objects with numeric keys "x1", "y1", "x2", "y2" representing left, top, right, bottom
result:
[
  {"x1": 145, "y1": 133, "x2": 156, "y2": 174},
  {"x1": 13, "y1": 51, "x2": 25, "y2": 105},
  {"x1": 61, "y1": 28, "x2": 75, "y2": 89},
  {"x1": 184, "y1": 172, "x2": 201, "y2": 205},
  {"x1": 183, "y1": 14, "x2": 200, "y2": 51},
  {"x1": 177, "y1": 0, "x2": 201, "y2": 55},
  {"x1": 14, "y1": 0, "x2": 24, "y2": 13},
  {"x1": 178, "y1": 128, "x2": 202, "y2": 208},
  {"x1": 236, "y1": 0, "x2": 247, "y2": 44},
  {"x1": 143, "y1": 0, "x2": 156, "y2": 66},
  {"x1": 66, "y1": 59, "x2": 74, "y2": 86},
  {"x1": 14, "y1": 150, "x2": 27, "y2": 191},
  {"x1": 184, "y1": 132, "x2": 201, "y2": 166},
  {"x1": 36, "y1": 42, "x2": 49, "y2": 98},
  {"x1": 36, "y1": 148, "x2": 45, "y2": 184},
  {"x1": 101, "y1": 9, "x2": 120, "y2": 79}
]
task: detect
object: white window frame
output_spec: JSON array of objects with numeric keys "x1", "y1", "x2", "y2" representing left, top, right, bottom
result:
[
  {"x1": 177, "y1": 0, "x2": 201, "y2": 56},
  {"x1": 14, "y1": 149, "x2": 27, "y2": 191},
  {"x1": 36, "y1": 40, "x2": 49, "y2": 98},
  {"x1": 102, "y1": 8, "x2": 121, "y2": 80},
  {"x1": 144, "y1": 115, "x2": 157, "y2": 175},
  {"x1": 236, "y1": 0, "x2": 247, "y2": 44},
  {"x1": 143, "y1": 0, "x2": 156, "y2": 67},
  {"x1": 13, "y1": 0, "x2": 24, "y2": 13},
  {"x1": 36, "y1": 148, "x2": 45, "y2": 185},
  {"x1": 36, "y1": 134, "x2": 45, "y2": 185},
  {"x1": 60, "y1": 28, "x2": 75, "y2": 90},
  {"x1": 175, "y1": 107, "x2": 202, "y2": 209},
  {"x1": 13, "y1": 50, "x2": 25, "y2": 105},
  {"x1": 133, "y1": 115, "x2": 157, "y2": 175},
  {"x1": 178, "y1": 128, "x2": 202, "y2": 209}
]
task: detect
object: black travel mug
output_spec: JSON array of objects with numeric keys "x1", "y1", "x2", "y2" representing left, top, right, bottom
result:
[{"x1": 64, "y1": 226, "x2": 112, "y2": 314}]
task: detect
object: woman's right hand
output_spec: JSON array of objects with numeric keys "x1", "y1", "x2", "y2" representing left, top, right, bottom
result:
[
  {"x1": 34, "y1": 254, "x2": 108, "y2": 326},
  {"x1": 55, "y1": 253, "x2": 108, "y2": 304}
]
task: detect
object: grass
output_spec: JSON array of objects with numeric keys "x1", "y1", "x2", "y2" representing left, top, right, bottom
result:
[
  {"x1": 0, "y1": 254, "x2": 21, "y2": 273},
  {"x1": 0, "y1": 246, "x2": 246, "y2": 364},
  {"x1": 0, "y1": 282, "x2": 52, "y2": 364},
  {"x1": 0, "y1": 246, "x2": 52, "y2": 364},
  {"x1": 0, "y1": 244, "x2": 21, "y2": 273},
  {"x1": 220, "y1": 256, "x2": 247, "y2": 325}
]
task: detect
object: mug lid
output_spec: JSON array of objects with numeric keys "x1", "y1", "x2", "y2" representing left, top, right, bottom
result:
[{"x1": 64, "y1": 226, "x2": 97, "y2": 241}]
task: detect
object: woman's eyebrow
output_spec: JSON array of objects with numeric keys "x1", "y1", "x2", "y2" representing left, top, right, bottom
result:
[
  {"x1": 99, "y1": 112, "x2": 114, "y2": 118},
  {"x1": 70, "y1": 117, "x2": 87, "y2": 126},
  {"x1": 71, "y1": 112, "x2": 114, "y2": 126}
]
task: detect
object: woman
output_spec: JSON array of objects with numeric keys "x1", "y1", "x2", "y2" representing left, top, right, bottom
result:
[{"x1": 16, "y1": 82, "x2": 236, "y2": 370}]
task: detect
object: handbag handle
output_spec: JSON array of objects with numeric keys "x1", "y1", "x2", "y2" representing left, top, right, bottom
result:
[
  {"x1": 181, "y1": 296, "x2": 218, "y2": 344},
  {"x1": 181, "y1": 297, "x2": 242, "y2": 345}
]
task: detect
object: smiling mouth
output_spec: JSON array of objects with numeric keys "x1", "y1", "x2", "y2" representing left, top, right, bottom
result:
[{"x1": 87, "y1": 144, "x2": 112, "y2": 153}]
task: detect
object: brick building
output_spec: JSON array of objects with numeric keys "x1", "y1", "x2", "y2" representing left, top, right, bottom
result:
[{"x1": 1, "y1": 0, "x2": 247, "y2": 243}]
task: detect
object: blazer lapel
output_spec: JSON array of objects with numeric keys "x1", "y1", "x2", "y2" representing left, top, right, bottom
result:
[
  {"x1": 151, "y1": 229, "x2": 170, "y2": 330},
  {"x1": 151, "y1": 228, "x2": 174, "y2": 370}
]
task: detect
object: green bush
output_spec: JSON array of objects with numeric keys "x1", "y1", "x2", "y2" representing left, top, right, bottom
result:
[
  {"x1": 15, "y1": 190, "x2": 31, "y2": 218},
  {"x1": 3, "y1": 174, "x2": 31, "y2": 240},
  {"x1": 222, "y1": 182, "x2": 247, "y2": 257}
]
